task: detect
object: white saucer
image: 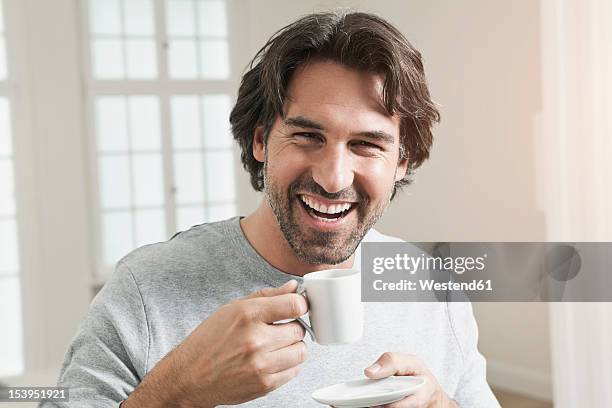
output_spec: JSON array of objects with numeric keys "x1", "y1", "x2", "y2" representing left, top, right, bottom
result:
[{"x1": 311, "y1": 376, "x2": 426, "y2": 407}]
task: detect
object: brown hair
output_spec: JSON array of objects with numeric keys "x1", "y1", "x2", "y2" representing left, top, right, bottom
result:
[{"x1": 229, "y1": 10, "x2": 440, "y2": 199}]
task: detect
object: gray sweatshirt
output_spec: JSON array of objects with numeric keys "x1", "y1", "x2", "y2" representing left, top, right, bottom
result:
[{"x1": 42, "y1": 216, "x2": 500, "y2": 407}]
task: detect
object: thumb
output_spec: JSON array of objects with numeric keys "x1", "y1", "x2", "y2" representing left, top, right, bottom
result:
[
  {"x1": 243, "y1": 279, "x2": 298, "y2": 300},
  {"x1": 364, "y1": 353, "x2": 398, "y2": 380}
]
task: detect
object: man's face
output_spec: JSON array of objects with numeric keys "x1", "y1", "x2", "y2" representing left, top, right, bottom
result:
[{"x1": 253, "y1": 60, "x2": 408, "y2": 265}]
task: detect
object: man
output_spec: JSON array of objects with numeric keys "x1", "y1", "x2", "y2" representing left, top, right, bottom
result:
[{"x1": 45, "y1": 11, "x2": 499, "y2": 408}]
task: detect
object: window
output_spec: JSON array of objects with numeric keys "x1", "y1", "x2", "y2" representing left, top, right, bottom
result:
[
  {"x1": 89, "y1": 0, "x2": 157, "y2": 79},
  {"x1": 166, "y1": 0, "x2": 229, "y2": 79},
  {"x1": 94, "y1": 95, "x2": 166, "y2": 265},
  {"x1": 170, "y1": 94, "x2": 236, "y2": 229},
  {"x1": 0, "y1": 0, "x2": 25, "y2": 377},
  {"x1": 84, "y1": 0, "x2": 236, "y2": 279}
]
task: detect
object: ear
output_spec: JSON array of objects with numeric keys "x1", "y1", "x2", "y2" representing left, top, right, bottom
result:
[
  {"x1": 252, "y1": 126, "x2": 266, "y2": 163},
  {"x1": 394, "y1": 156, "x2": 409, "y2": 182}
]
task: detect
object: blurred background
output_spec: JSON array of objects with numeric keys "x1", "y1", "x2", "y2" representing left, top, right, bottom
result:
[{"x1": 0, "y1": 0, "x2": 611, "y2": 407}]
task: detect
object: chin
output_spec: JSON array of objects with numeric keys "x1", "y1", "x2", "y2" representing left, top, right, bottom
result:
[{"x1": 292, "y1": 238, "x2": 357, "y2": 265}]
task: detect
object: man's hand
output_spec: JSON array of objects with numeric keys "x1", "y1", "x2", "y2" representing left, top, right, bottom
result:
[
  {"x1": 122, "y1": 280, "x2": 308, "y2": 408},
  {"x1": 363, "y1": 352, "x2": 459, "y2": 408}
]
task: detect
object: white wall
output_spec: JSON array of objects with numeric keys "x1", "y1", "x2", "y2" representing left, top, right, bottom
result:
[
  {"x1": 239, "y1": 0, "x2": 552, "y2": 400},
  {"x1": 10, "y1": 0, "x2": 93, "y2": 374}
]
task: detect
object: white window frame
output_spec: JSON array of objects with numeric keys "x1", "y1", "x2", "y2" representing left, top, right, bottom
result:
[{"x1": 79, "y1": 0, "x2": 243, "y2": 283}]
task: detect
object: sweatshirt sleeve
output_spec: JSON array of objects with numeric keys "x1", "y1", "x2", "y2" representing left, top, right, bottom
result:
[
  {"x1": 448, "y1": 301, "x2": 500, "y2": 408},
  {"x1": 40, "y1": 261, "x2": 148, "y2": 408}
]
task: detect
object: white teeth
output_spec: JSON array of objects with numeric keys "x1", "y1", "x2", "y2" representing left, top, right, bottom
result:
[
  {"x1": 313, "y1": 213, "x2": 339, "y2": 222},
  {"x1": 300, "y1": 195, "x2": 353, "y2": 214}
]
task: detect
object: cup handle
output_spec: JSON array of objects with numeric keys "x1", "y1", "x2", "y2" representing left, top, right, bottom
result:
[{"x1": 296, "y1": 285, "x2": 315, "y2": 342}]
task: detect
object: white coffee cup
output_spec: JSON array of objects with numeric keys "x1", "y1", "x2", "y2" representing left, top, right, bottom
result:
[{"x1": 296, "y1": 268, "x2": 363, "y2": 345}]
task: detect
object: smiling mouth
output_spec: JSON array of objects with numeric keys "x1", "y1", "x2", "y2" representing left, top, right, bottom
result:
[{"x1": 298, "y1": 194, "x2": 357, "y2": 222}]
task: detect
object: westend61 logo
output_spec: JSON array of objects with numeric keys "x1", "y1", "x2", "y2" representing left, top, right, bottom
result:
[{"x1": 372, "y1": 253, "x2": 487, "y2": 275}]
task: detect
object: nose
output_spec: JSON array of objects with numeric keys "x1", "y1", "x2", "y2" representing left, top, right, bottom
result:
[{"x1": 311, "y1": 144, "x2": 355, "y2": 193}]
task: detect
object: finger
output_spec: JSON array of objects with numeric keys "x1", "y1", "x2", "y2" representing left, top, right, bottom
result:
[
  {"x1": 252, "y1": 293, "x2": 308, "y2": 323},
  {"x1": 264, "y1": 341, "x2": 307, "y2": 373},
  {"x1": 382, "y1": 393, "x2": 423, "y2": 408},
  {"x1": 264, "y1": 364, "x2": 302, "y2": 391},
  {"x1": 266, "y1": 321, "x2": 306, "y2": 351},
  {"x1": 242, "y1": 280, "x2": 298, "y2": 300},
  {"x1": 364, "y1": 353, "x2": 426, "y2": 379}
]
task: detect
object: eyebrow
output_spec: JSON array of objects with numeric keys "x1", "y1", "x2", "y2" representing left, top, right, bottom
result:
[
  {"x1": 353, "y1": 130, "x2": 395, "y2": 145},
  {"x1": 283, "y1": 115, "x2": 396, "y2": 145},
  {"x1": 283, "y1": 116, "x2": 325, "y2": 130}
]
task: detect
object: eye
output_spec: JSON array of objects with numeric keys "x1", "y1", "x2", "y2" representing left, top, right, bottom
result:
[
  {"x1": 294, "y1": 132, "x2": 322, "y2": 142},
  {"x1": 353, "y1": 140, "x2": 383, "y2": 150}
]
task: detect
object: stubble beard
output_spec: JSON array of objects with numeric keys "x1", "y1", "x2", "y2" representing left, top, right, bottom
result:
[{"x1": 263, "y1": 161, "x2": 392, "y2": 265}]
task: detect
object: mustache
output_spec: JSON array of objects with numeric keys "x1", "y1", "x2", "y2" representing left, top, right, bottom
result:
[{"x1": 289, "y1": 177, "x2": 362, "y2": 202}]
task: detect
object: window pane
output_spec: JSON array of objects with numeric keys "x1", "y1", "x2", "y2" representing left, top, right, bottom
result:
[
  {"x1": 199, "y1": 39, "x2": 229, "y2": 79},
  {"x1": 99, "y1": 155, "x2": 131, "y2": 209},
  {"x1": 197, "y1": 0, "x2": 227, "y2": 37},
  {"x1": 95, "y1": 97, "x2": 128, "y2": 152},
  {"x1": 168, "y1": 39, "x2": 197, "y2": 79},
  {"x1": 0, "y1": 219, "x2": 19, "y2": 274},
  {"x1": 132, "y1": 153, "x2": 164, "y2": 206},
  {"x1": 129, "y1": 96, "x2": 161, "y2": 150},
  {"x1": 174, "y1": 151, "x2": 204, "y2": 204},
  {"x1": 166, "y1": 0, "x2": 196, "y2": 36},
  {"x1": 176, "y1": 205, "x2": 204, "y2": 231},
  {"x1": 92, "y1": 38, "x2": 125, "y2": 79},
  {"x1": 123, "y1": 0, "x2": 155, "y2": 36},
  {"x1": 89, "y1": 0, "x2": 121, "y2": 35},
  {"x1": 125, "y1": 39, "x2": 157, "y2": 79},
  {"x1": 0, "y1": 37, "x2": 6, "y2": 80},
  {"x1": 206, "y1": 203, "x2": 236, "y2": 222},
  {"x1": 0, "y1": 159, "x2": 15, "y2": 216},
  {"x1": 202, "y1": 94, "x2": 232, "y2": 148},
  {"x1": 102, "y1": 211, "x2": 134, "y2": 265},
  {"x1": 0, "y1": 276, "x2": 24, "y2": 377},
  {"x1": 171, "y1": 96, "x2": 201, "y2": 149},
  {"x1": 205, "y1": 150, "x2": 234, "y2": 201},
  {"x1": 0, "y1": 98, "x2": 12, "y2": 155},
  {"x1": 135, "y1": 208, "x2": 166, "y2": 247}
]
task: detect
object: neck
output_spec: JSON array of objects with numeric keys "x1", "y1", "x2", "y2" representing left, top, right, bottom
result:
[{"x1": 240, "y1": 200, "x2": 355, "y2": 277}]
